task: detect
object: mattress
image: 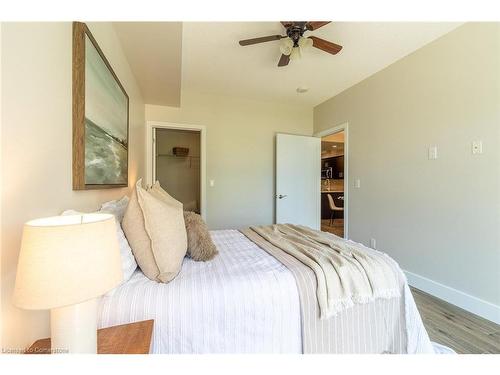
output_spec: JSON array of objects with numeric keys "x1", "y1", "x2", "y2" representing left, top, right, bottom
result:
[{"x1": 98, "y1": 229, "x2": 435, "y2": 354}]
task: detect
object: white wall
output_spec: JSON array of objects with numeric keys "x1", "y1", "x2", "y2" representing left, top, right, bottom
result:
[
  {"x1": 0, "y1": 22, "x2": 146, "y2": 350},
  {"x1": 314, "y1": 23, "x2": 500, "y2": 322},
  {"x1": 146, "y1": 91, "x2": 313, "y2": 230}
]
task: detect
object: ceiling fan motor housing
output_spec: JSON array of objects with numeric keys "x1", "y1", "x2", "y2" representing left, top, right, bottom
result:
[{"x1": 286, "y1": 22, "x2": 307, "y2": 47}]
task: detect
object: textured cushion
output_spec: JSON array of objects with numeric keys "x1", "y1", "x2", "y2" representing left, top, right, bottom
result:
[
  {"x1": 61, "y1": 209, "x2": 137, "y2": 284},
  {"x1": 183, "y1": 211, "x2": 218, "y2": 261},
  {"x1": 122, "y1": 184, "x2": 161, "y2": 282},
  {"x1": 136, "y1": 181, "x2": 187, "y2": 282},
  {"x1": 100, "y1": 196, "x2": 130, "y2": 223},
  {"x1": 183, "y1": 200, "x2": 198, "y2": 212}
]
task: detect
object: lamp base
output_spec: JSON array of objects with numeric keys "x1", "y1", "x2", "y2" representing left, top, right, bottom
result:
[{"x1": 50, "y1": 298, "x2": 97, "y2": 354}]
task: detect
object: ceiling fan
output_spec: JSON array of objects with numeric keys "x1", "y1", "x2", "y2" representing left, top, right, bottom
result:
[{"x1": 238, "y1": 21, "x2": 342, "y2": 67}]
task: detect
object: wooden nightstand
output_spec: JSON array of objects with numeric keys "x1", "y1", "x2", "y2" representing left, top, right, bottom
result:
[{"x1": 26, "y1": 320, "x2": 154, "y2": 354}]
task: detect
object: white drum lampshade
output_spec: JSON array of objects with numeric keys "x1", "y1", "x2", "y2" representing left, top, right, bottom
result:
[{"x1": 13, "y1": 213, "x2": 123, "y2": 353}]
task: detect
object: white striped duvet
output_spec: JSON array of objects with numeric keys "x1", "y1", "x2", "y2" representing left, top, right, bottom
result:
[
  {"x1": 98, "y1": 230, "x2": 303, "y2": 353},
  {"x1": 98, "y1": 229, "x2": 434, "y2": 354}
]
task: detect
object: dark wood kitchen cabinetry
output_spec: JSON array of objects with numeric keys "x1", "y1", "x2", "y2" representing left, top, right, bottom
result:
[{"x1": 322, "y1": 156, "x2": 344, "y2": 179}]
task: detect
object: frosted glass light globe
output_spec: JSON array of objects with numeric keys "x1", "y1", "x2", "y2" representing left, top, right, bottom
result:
[
  {"x1": 279, "y1": 37, "x2": 294, "y2": 55},
  {"x1": 290, "y1": 46, "x2": 301, "y2": 60},
  {"x1": 298, "y1": 37, "x2": 313, "y2": 50}
]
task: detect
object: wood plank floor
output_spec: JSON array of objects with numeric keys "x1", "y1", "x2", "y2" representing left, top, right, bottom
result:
[
  {"x1": 320, "y1": 219, "x2": 344, "y2": 238},
  {"x1": 411, "y1": 287, "x2": 500, "y2": 354},
  {"x1": 318, "y1": 225, "x2": 498, "y2": 353}
]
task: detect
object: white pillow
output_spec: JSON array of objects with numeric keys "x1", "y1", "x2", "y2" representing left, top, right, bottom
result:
[
  {"x1": 100, "y1": 196, "x2": 130, "y2": 223},
  {"x1": 61, "y1": 209, "x2": 137, "y2": 284}
]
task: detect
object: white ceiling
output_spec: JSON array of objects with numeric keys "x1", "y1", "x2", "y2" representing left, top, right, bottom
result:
[
  {"x1": 113, "y1": 22, "x2": 183, "y2": 106},
  {"x1": 113, "y1": 22, "x2": 462, "y2": 108},
  {"x1": 181, "y1": 22, "x2": 462, "y2": 107}
]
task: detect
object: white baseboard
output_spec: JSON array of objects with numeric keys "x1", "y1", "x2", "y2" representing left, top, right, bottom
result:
[{"x1": 404, "y1": 270, "x2": 500, "y2": 325}]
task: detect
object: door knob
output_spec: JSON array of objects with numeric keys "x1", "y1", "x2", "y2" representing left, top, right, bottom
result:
[{"x1": 278, "y1": 194, "x2": 287, "y2": 199}]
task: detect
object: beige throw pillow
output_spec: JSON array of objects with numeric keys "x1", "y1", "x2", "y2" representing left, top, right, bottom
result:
[
  {"x1": 150, "y1": 182, "x2": 217, "y2": 262},
  {"x1": 136, "y1": 181, "x2": 187, "y2": 283},
  {"x1": 122, "y1": 184, "x2": 161, "y2": 282},
  {"x1": 150, "y1": 181, "x2": 182, "y2": 208}
]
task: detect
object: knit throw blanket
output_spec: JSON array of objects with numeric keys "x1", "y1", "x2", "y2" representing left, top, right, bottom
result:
[{"x1": 249, "y1": 224, "x2": 400, "y2": 318}]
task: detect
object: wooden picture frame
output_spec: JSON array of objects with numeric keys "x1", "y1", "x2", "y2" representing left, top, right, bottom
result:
[{"x1": 72, "y1": 22, "x2": 129, "y2": 190}]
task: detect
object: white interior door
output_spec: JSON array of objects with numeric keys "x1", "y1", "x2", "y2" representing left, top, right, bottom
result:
[{"x1": 276, "y1": 133, "x2": 321, "y2": 230}]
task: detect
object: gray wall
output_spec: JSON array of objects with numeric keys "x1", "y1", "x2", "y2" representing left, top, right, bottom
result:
[{"x1": 314, "y1": 23, "x2": 500, "y2": 318}]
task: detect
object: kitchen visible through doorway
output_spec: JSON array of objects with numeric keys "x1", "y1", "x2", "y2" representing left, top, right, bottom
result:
[{"x1": 320, "y1": 131, "x2": 345, "y2": 237}]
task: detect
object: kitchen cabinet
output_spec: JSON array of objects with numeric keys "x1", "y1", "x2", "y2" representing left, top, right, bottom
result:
[{"x1": 322, "y1": 156, "x2": 344, "y2": 179}]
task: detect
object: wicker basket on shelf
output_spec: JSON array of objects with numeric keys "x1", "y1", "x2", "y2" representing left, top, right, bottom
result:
[{"x1": 172, "y1": 147, "x2": 189, "y2": 156}]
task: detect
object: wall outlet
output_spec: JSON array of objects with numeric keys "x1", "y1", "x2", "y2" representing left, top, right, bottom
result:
[
  {"x1": 472, "y1": 141, "x2": 483, "y2": 155},
  {"x1": 370, "y1": 238, "x2": 376, "y2": 249}
]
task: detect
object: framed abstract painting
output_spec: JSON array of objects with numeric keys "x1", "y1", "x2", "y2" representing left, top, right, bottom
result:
[{"x1": 72, "y1": 22, "x2": 129, "y2": 190}]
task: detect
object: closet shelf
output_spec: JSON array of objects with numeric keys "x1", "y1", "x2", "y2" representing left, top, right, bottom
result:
[{"x1": 157, "y1": 154, "x2": 200, "y2": 159}]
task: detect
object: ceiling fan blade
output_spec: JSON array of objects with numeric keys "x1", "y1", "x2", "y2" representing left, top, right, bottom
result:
[
  {"x1": 278, "y1": 54, "x2": 290, "y2": 67},
  {"x1": 308, "y1": 36, "x2": 342, "y2": 55},
  {"x1": 239, "y1": 35, "x2": 284, "y2": 46},
  {"x1": 306, "y1": 21, "x2": 331, "y2": 31}
]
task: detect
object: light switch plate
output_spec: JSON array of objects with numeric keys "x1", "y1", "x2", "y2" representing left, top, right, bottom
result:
[
  {"x1": 428, "y1": 145, "x2": 438, "y2": 160},
  {"x1": 472, "y1": 141, "x2": 483, "y2": 155},
  {"x1": 354, "y1": 179, "x2": 361, "y2": 188},
  {"x1": 209, "y1": 179, "x2": 215, "y2": 187}
]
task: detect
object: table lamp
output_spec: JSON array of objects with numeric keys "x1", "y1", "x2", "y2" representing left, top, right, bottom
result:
[{"x1": 13, "y1": 213, "x2": 123, "y2": 353}]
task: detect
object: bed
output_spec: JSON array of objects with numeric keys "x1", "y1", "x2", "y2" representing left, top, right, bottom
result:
[{"x1": 98, "y1": 229, "x2": 438, "y2": 354}]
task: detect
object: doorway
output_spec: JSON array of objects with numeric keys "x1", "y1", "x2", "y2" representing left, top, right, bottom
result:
[
  {"x1": 153, "y1": 127, "x2": 202, "y2": 214},
  {"x1": 315, "y1": 123, "x2": 348, "y2": 238}
]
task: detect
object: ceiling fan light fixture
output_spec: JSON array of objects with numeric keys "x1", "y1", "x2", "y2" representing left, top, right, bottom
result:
[
  {"x1": 298, "y1": 37, "x2": 313, "y2": 50},
  {"x1": 238, "y1": 21, "x2": 341, "y2": 67},
  {"x1": 279, "y1": 37, "x2": 294, "y2": 55},
  {"x1": 289, "y1": 46, "x2": 301, "y2": 60}
]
